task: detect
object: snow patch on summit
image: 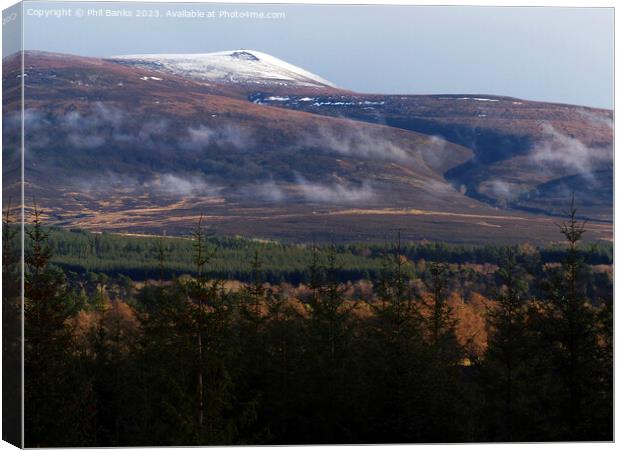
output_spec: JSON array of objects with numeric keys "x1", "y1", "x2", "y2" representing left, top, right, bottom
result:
[{"x1": 112, "y1": 49, "x2": 336, "y2": 89}]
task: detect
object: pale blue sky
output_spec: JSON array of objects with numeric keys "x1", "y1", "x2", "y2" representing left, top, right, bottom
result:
[{"x1": 13, "y1": 2, "x2": 615, "y2": 108}]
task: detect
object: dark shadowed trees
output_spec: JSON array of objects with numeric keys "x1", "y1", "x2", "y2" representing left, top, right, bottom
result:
[
  {"x1": 531, "y1": 200, "x2": 610, "y2": 440},
  {"x1": 480, "y1": 247, "x2": 535, "y2": 441},
  {"x1": 16, "y1": 203, "x2": 613, "y2": 445},
  {"x1": 24, "y1": 205, "x2": 93, "y2": 446}
]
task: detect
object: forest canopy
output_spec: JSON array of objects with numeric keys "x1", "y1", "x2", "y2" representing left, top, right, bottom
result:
[{"x1": 4, "y1": 206, "x2": 613, "y2": 446}]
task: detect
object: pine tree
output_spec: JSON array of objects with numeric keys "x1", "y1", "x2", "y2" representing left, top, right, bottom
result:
[
  {"x1": 302, "y1": 245, "x2": 358, "y2": 442},
  {"x1": 421, "y1": 261, "x2": 454, "y2": 352},
  {"x1": 256, "y1": 286, "x2": 305, "y2": 443},
  {"x1": 188, "y1": 215, "x2": 243, "y2": 444},
  {"x1": 362, "y1": 235, "x2": 427, "y2": 442},
  {"x1": 533, "y1": 197, "x2": 604, "y2": 439},
  {"x1": 307, "y1": 245, "x2": 352, "y2": 360},
  {"x1": 248, "y1": 250, "x2": 265, "y2": 316},
  {"x1": 417, "y1": 260, "x2": 467, "y2": 442},
  {"x1": 482, "y1": 247, "x2": 532, "y2": 440},
  {"x1": 373, "y1": 233, "x2": 419, "y2": 338},
  {"x1": 134, "y1": 279, "x2": 199, "y2": 444},
  {"x1": 24, "y1": 204, "x2": 93, "y2": 446},
  {"x1": 191, "y1": 215, "x2": 212, "y2": 431},
  {"x1": 238, "y1": 249, "x2": 267, "y2": 333},
  {"x1": 156, "y1": 236, "x2": 168, "y2": 285},
  {"x1": 233, "y1": 250, "x2": 269, "y2": 442},
  {"x1": 2, "y1": 200, "x2": 22, "y2": 446}
]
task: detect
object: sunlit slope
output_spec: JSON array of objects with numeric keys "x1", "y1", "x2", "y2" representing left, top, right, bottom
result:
[{"x1": 2, "y1": 51, "x2": 611, "y2": 243}]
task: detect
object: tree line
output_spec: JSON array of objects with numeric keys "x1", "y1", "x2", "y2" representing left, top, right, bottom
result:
[
  {"x1": 36, "y1": 225, "x2": 614, "y2": 284},
  {"x1": 3, "y1": 202, "x2": 613, "y2": 446}
]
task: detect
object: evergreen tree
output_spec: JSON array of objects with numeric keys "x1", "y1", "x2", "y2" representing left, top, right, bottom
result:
[
  {"x1": 302, "y1": 245, "x2": 359, "y2": 443},
  {"x1": 531, "y1": 198, "x2": 608, "y2": 440},
  {"x1": 2, "y1": 200, "x2": 22, "y2": 446},
  {"x1": 362, "y1": 235, "x2": 429, "y2": 442},
  {"x1": 24, "y1": 204, "x2": 93, "y2": 446},
  {"x1": 258, "y1": 287, "x2": 305, "y2": 443},
  {"x1": 188, "y1": 215, "x2": 247, "y2": 444},
  {"x1": 135, "y1": 280, "x2": 201, "y2": 444},
  {"x1": 421, "y1": 261, "x2": 454, "y2": 350},
  {"x1": 418, "y1": 260, "x2": 468, "y2": 442},
  {"x1": 481, "y1": 247, "x2": 534, "y2": 440}
]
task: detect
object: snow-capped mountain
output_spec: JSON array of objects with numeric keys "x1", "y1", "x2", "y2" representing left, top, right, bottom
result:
[
  {"x1": 111, "y1": 50, "x2": 336, "y2": 89},
  {"x1": 4, "y1": 51, "x2": 612, "y2": 241}
]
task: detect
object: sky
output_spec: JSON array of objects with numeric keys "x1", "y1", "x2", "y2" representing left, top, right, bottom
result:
[{"x1": 6, "y1": 2, "x2": 615, "y2": 108}]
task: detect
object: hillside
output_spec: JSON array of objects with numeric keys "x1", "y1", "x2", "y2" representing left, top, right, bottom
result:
[
  {"x1": 2, "y1": 50, "x2": 613, "y2": 243},
  {"x1": 251, "y1": 92, "x2": 613, "y2": 220}
]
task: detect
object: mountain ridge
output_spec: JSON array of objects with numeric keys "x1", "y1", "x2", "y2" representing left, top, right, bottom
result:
[{"x1": 3, "y1": 50, "x2": 612, "y2": 243}]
